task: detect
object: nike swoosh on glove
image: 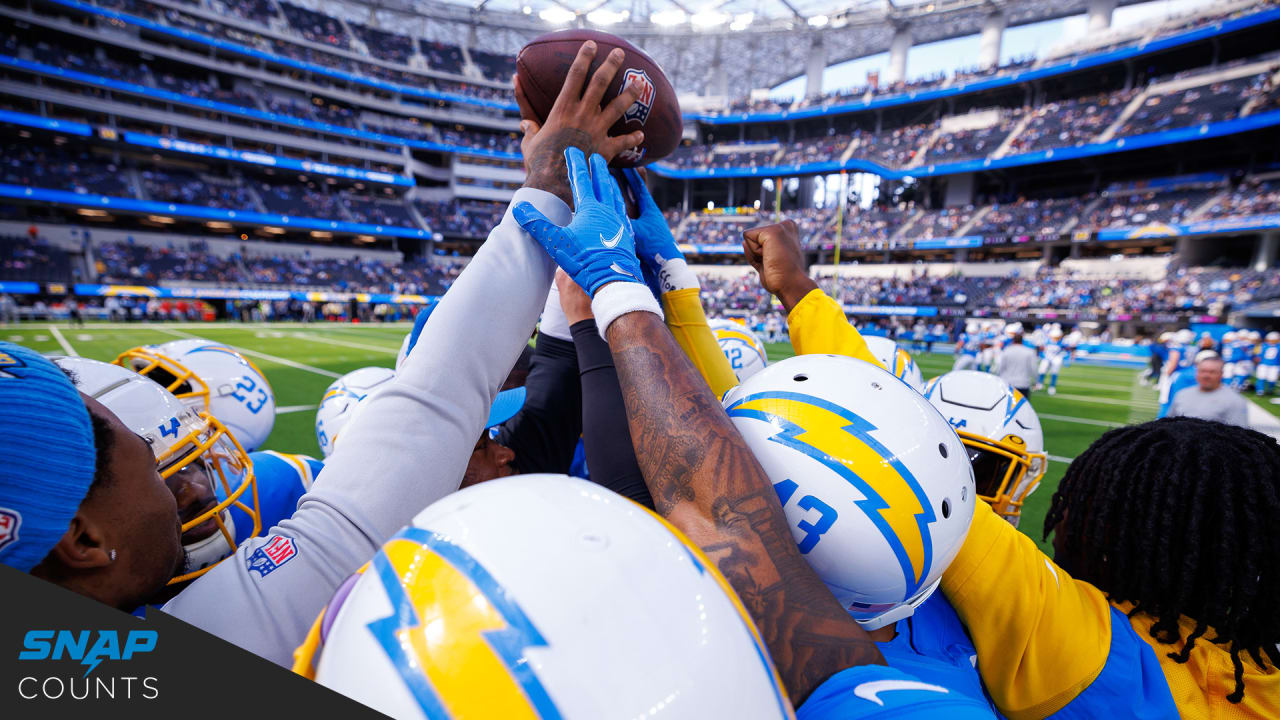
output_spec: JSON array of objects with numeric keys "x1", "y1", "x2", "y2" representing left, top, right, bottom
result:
[{"x1": 512, "y1": 148, "x2": 645, "y2": 298}]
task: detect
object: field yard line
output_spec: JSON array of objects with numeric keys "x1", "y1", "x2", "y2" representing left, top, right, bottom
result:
[
  {"x1": 1047, "y1": 379, "x2": 1138, "y2": 392},
  {"x1": 1045, "y1": 392, "x2": 1157, "y2": 408},
  {"x1": 1038, "y1": 412, "x2": 1126, "y2": 428},
  {"x1": 276, "y1": 404, "x2": 319, "y2": 415},
  {"x1": 1048, "y1": 454, "x2": 1075, "y2": 464},
  {"x1": 291, "y1": 332, "x2": 399, "y2": 354},
  {"x1": 154, "y1": 328, "x2": 342, "y2": 379},
  {"x1": 48, "y1": 326, "x2": 78, "y2": 356}
]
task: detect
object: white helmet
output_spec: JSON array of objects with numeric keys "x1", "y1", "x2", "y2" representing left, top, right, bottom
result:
[
  {"x1": 965, "y1": 321, "x2": 979, "y2": 334},
  {"x1": 1222, "y1": 331, "x2": 1237, "y2": 343},
  {"x1": 294, "y1": 475, "x2": 791, "y2": 719},
  {"x1": 1267, "y1": 332, "x2": 1280, "y2": 342},
  {"x1": 723, "y1": 355, "x2": 975, "y2": 630},
  {"x1": 1005, "y1": 322, "x2": 1023, "y2": 336},
  {"x1": 1049, "y1": 328, "x2": 1064, "y2": 340},
  {"x1": 52, "y1": 357, "x2": 258, "y2": 583},
  {"x1": 862, "y1": 335, "x2": 925, "y2": 393},
  {"x1": 1174, "y1": 329, "x2": 1196, "y2": 345},
  {"x1": 709, "y1": 319, "x2": 768, "y2": 383},
  {"x1": 115, "y1": 338, "x2": 276, "y2": 451},
  {"x1": 315, "y1": 367, "x2": 397, "y2": 457},
  {"x1": 1157, "y1": 331, "x2": 1173, "y2": 343},
  {"x1": 922, "y1": 371, "x2": 1047, "y2": 528}
]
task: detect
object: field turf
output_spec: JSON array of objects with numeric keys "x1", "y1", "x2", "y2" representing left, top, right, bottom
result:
[{"x1": 7, "y1": 321, "x2": 1157, "y2": 552}]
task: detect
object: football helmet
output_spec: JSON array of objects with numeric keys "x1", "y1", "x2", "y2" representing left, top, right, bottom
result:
[
  {"x1": 52, "y1": 357, "x2": 259, "y2": 583},
  {"x1": 723, "y1": 355, "x2": 975, "y2": 630},
  {"x1": 293, "y1": 475, "x2": 792, "y2": 719},
  {"x1": 862, "y1": 335, "x2": 926, "y2": 393},
  {"x1": 315, "y1": 366, "x2": 396, "y2": 458},
  {"x1": 1268, "y1": 332, "x2": 1280, "y2": 343},
  {"x1": 922, "y1": 370, "x2": 1047, "y2": 527},
  {"x1": 115, "y1": 338, "x2": 276, "y2": 451},
  {"x1": 1174, "y1": 328, "x2": 1196, "y2": 345},
  {"x1": 709, "y1": 318, "x2": 768, "y2": 382}
]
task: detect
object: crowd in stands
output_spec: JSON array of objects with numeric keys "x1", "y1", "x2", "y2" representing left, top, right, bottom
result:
[
  {"x1": 974, "y1": 196, "x2": 1086, "y2": 237},
  {"x1": 342, "y1": 193, "x2": 417, "y2": 227},
  {"x1": 0, "y1": 234, "x2": 72, "y2": 283},
  {"x1": 94, "y1": 240, "x2": 461, "y2": 295},
  {"x1": 1204, "y1": 178, "x2": 1280, "y2": 218},
  {"x1": 663, "y1": 70, "x2": 1277, "y2": 172},
  {"x1": 1083, "y1": 183, "x2": 1218, "y2": 229},
  {"x1": 1120, "y1": 73, "x2": 1270, "y2": 136},
  {"x1": 278, "y1": 2, "x2": 349, "y2": 49},
  {"x1": 1, "y1": 142, "x2": 130, "y2": 197},
  {"x1": 909, "y1": 206, "x2": 979, "y2": 240},
  {"x1": 351, "y1": 22, "x2": 417, "y2": 66},
  {"x1": 927, "y1": 115, "x2": 1021, "y2": 163},
  {"x1": 140, "y1": 169, "x2": 256, "y2": 209},
  {"x1": 416, "y1": 200, "x2": 506, "y2": 238},
  {"x1": 995, "y1": 266, "x2": 1280, "y2": 314}
]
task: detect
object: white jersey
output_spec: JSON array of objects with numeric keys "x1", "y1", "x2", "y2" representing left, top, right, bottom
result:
[{"x1": 162, "y1": 188, "x2": 565, "y2": 666}]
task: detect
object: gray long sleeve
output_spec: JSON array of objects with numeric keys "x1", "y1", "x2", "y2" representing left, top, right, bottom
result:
[{"x1": 162, "y1": 188, "x2": 567, "y2": 666}]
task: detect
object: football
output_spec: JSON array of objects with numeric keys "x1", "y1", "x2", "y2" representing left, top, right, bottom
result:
[{"x1": 516, "y1": 29, "x2": 682, "y2": 167}]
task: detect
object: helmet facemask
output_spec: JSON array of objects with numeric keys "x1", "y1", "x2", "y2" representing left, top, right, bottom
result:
[
  {"x1": 153, "y1": 411, "x2": 260, "y2": 584},
  {"x1": 957, "y1": 430, "x2": 1046, "y2": 526},
  {"x1": 115, "y1": 347, "x2": 211, "y2": 412}
]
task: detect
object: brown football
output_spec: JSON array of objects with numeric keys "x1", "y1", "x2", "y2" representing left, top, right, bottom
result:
[{"x1": 516, "y1": 29, "x2": 682, "y2": 167}]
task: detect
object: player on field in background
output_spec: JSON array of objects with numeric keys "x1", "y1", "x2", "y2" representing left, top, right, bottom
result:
[
  {"x1": 1035, "y1": 327, "x2": 1069, "y2": 395},
  {"x1": 954, "y1": 321, "x2": 981, "y2": 371},
  {"x1": 0, "y1": 41, "x2": 648, "y2": 666},
  {"x1": 1220, "y1": 331, "x2": 1240, "y2": 389},
  {"x1": 513, "y1": 149, "x2": 995, "y2": 718},
  {"x1": 1255, "y1": 331, "x2": 1280, "y2": 395}
]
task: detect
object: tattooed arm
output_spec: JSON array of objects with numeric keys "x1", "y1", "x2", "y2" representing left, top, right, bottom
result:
[{"x1": 605, "y1": 310, "x2": 885, "y2": 705}]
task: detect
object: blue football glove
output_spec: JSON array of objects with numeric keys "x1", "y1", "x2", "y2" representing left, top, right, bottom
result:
[
  {"x1": 622, "y1": 167, "x2": 699, "y2": 295},
  {"x1": 513, "y1": 148, "x2": 645, "y2": 298},
  {"x1": 622, "y1": 167, "x2": 683, "y2": 269}
]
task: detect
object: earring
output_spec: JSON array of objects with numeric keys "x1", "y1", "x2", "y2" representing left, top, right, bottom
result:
[{"x1": 109, "y1": 549, "x2": 117, "y2": 562}]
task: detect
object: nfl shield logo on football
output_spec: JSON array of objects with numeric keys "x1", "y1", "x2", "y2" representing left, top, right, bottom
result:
[
  {"x1": 245, "y1": 535, "x2": 298, "y2": 577},
  {"x1": 622, "y1": 68, "x2": 655, "y2": 125}
]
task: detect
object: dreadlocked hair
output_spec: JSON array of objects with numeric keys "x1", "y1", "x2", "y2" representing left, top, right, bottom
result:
[{"x1": 1043, "y1": 417, "x2": 1280, "y2": 704}]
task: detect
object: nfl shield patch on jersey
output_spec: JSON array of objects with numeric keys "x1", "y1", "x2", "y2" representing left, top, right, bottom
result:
[{"x1": 246, "y1": 536, "x2": 297, "y2": 577}]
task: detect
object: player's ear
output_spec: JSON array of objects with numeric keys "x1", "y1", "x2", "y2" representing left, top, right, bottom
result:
[{"x1": 47, "y1": 513, "x2": 113, "y2": 570}]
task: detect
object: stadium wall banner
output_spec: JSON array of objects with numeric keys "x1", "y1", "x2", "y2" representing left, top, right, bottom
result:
[
  {"x1": 0, "y1": 184, "x2": 430, "y2": 240},
  {"x1": 0, "y1": 566, "x2": 386, "y2": 716},
  {"x1": 0, "y1": 108, "x2": 92, "y2": 137},
  {"x1": 652, "y1": 109, "x2": 1280, "y2": 181},
  {"x1": 72, "y1": 284, "x2": 441, "y2": 305},
  {"x1": 912, "y1": 236, "x2": 984, "y2": 250},
  {"x1": 0, "y1": 55, "x2": 521, "y2": 163},
  {"x1": 41, "y1": 0, "x2": 519, "y2": 113},
  {"x1": 842, "y1": 305, "x2": 940, "y2": 317},
  {"x1": 1094, "y1": 213, "x2": 1280, "y2": 241},
  {"x1": 0, "y1": 281, "x2": 41, "y2": 294},
  {"x1": 121, "y1": 132, "x2": 415, "y2": 187},
  {"x1": 685, "y1": 6, "x2": 1280, "y2": 124},
  {"x1": 676, "y1": 243, "x2": 743, "y2": 254}
]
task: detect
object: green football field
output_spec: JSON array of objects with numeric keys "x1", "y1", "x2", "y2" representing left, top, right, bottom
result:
[{"x1": 6, "y1": 321, "x2": 1160, "y2": 552}]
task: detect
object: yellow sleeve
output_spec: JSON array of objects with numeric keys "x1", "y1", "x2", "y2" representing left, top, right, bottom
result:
[
  {"x1": 942, "y1": 502, "x2": 1114, "y2": 720},
  {"x1": 661, "y1": 287, "x2": 739, "y2": 400},
  {"x1": 785, "y1": 288, "x2": 882, "y2": 368}
]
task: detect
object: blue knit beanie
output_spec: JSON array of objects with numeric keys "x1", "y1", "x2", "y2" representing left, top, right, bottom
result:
[{"x1": 0, "y1": 343, "x2": 96, "y2": 572}]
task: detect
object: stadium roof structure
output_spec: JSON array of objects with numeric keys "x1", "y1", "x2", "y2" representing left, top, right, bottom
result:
[{"x1": 312, "y1": 0, "x2": 1154, "y2": 93}]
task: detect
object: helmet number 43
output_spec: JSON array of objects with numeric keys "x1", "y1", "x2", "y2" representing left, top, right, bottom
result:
[{"x1": 774, "y1": 479, "x2": 838, "y2": 554}]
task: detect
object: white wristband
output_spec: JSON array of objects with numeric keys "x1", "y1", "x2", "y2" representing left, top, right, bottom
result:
[
  {"x1": 538, "y1": 281, "x2": 573, "y2": 341},
  {"x1": 591, "y1": 282, "x2": 663, "y2": 339},
  {"x1": 657, "y1": 257, "x2": 700, "y2": 293}
]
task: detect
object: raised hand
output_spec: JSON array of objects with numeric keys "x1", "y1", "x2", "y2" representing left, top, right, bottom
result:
[
  {"x1": 513, "y1": 148, "x2": 644, "y2": 297},
  {"x1": 516, "y1": 42, "x2": 645, "y2": 207},
  {"x1": 742, "y1": 220, "x2": 819, "y2": 312}
]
